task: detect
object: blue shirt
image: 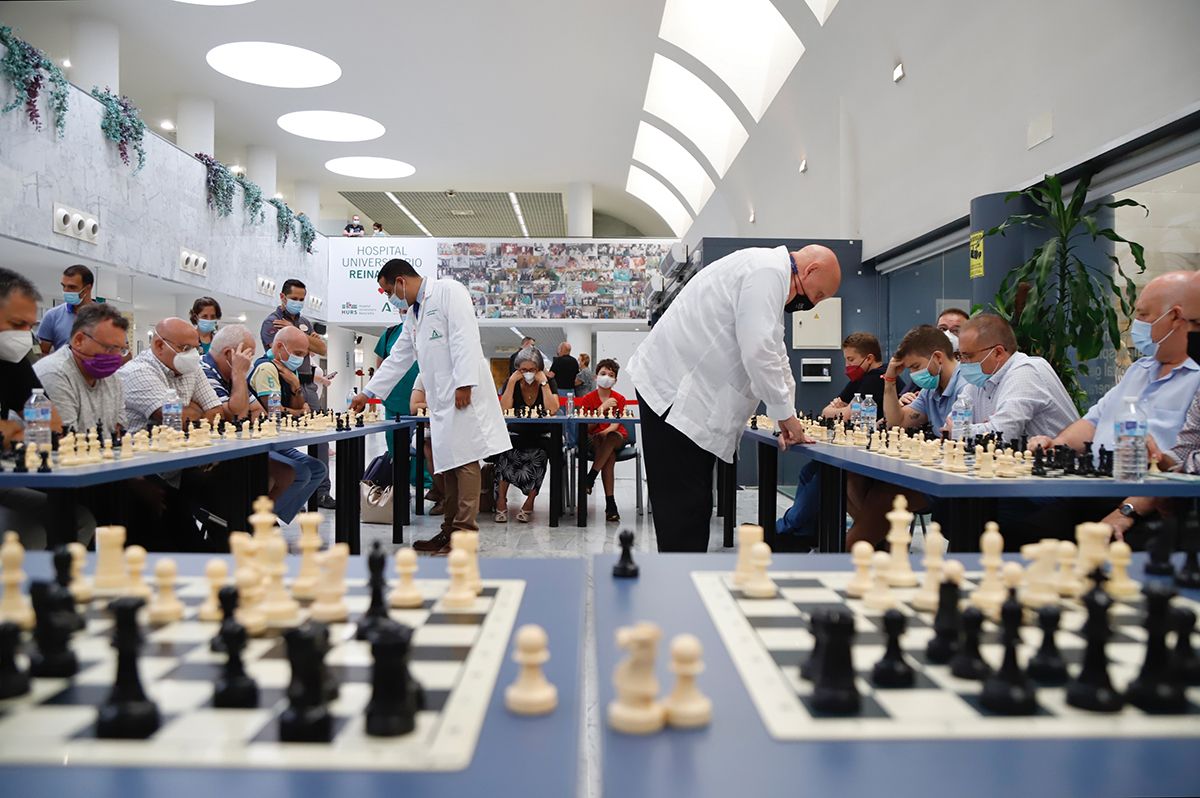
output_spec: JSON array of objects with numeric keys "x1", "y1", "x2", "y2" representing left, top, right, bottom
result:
[
  {"x1": 37, "y1": 302, "x2": 79, "y2": 351},
  {"x1": 909, "y1": 366, "x2": 966, "y2": 432},
  {"x1": 1084, "y1": 356, "x2": 1200, "y2": 459},
  {"x1": 200, "y1": 352, "x2": 230, "y2": 403}
]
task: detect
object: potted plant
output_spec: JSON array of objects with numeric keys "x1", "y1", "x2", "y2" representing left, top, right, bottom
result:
[{"x1": 983, "y1": 172, "x2": 1147, "y2": 411}]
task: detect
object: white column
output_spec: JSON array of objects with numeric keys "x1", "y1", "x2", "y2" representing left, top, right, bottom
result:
[
  {"x1": 565, "y1": 324, "x2": 593, "y2": 362},
  {"x1": 294, "y1": 181, "x2": 321, "y2": 220},
  {"x1": 69, "y1": 17, "x2": 120, "y2": 94},
  {"x1": 566, "y1": 181, "x2": 594, "y2": 238},
  {"x1": 176, "y1": 96, "x2": 214, "y2": 156},
  {"x1": 246, "y1": 146, "x2": 277, "y2": 197}
]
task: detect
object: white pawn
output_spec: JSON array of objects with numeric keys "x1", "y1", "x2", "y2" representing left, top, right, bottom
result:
[
  {"x1": 732, "y1": 524, "x2": 764, "y2": 588},
  {"x1": 1105, "y1": 540, "x2": 1139, "y2": 600},
  {"x1": 1056, "y1": 540, "x2": 1083, "y2": 598},
  {"x1": 742, "y1": 541, "x2": 777, "y2": 599},
  {"x1": 67, "y1": 541, "x2": 93, "y2": 604},
  {"x1": 148, "y1": 559, "x2": 184, "y2": 624},
  {"x1": 913, "y1": 522, "x2": 945, "y2": 612},
  {"x1": 608, "y1": 621, "x2": 666, "y2": 735},
  {"x1": 663, "y1": 633, "x2": 712, "y2": 728},
  {"x1": 124, "y1": 545, "x2": 151, "y2": 599},
  {"x1": 93, "y1": 525, "x2": 128, "y2": 594},
  {"x1": 0, "y1": 531, "x2": 34, "y2": 629},
  {"x1": 975, "y1": 445, "x2": 995, "y2": 477},
  {"x1": 452, "y1": 530, "x2": 482, "y2": 596},
  {"x1": 309, "y1": 547, "x2": 349, "y2": 623},
  {"x1": 970, "y1": 522, "x2": 1006, "y2": 614},
  {"x1": 291, "y1": 511, "x2": 322, "y2": 601},
  {"x1": 261, "y1": 536, "x2": 300, "y2": 627},
  {"x1": 863, "y1": 551, "x2": 898, "y2": 611},
  {"x1": 390, "y1": 548, "x2": 424, "y2": 609},
  {"x1": 845, "y1": 540, "x2": 874, "y2": 598},
  {"x1": 885, "y1": 495, "x2": 917, "y2": 587},
  {"x1": 198, "y1": 558, "x2": 228, "y2": 622},
  {"x1": 505, "y1": 624, "x2": 558, "y2": 716},
  {"x1": 235, "y1": 568, "x2": 267, "y2": 635},
  {"x1": 442, "y1": 548, "x2": 475, "y2": 609}
]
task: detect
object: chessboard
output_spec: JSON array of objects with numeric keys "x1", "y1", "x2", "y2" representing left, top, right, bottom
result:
[
  {"x1": 692, "y1": 568, "x2": 1200, "y2": 741},
  {"x1": 0, "y1": 574, "x2": 525, "y2": 771}
]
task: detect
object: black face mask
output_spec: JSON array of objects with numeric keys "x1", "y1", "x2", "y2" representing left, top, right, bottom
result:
[
  {"x1": 1188, "y1": 330, "x2": 1200, "y2": 364},
  {"x1": 785, "y1": 294, "x2": 814, "y2": 314}
]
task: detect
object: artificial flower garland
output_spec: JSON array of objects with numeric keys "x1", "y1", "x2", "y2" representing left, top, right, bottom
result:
[
  {"x1": 0, "y1": 25, "x2": 69, "y2": 137},
  {"x1": 91, "y1": 86, "x2": 146, "y2": 172}
]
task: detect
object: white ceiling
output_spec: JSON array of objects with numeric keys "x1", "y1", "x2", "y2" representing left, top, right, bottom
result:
[{"x1": 1, "y1": 0, "x2": 674, "y2": 235}]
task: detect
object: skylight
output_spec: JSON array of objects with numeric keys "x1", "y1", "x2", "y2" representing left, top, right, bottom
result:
[
  {"x1": 642, "y1": 54, "x2": 748, "y2": 177},
  {"x1": 325, "y1": 157, "x2": 416, "y2": 179},
  {"x1": 206, "y1": 42, "x2": 341, "y2": 88},
  {"x1": 632, "y1": 120, "x2": 716, "y2": 214},
  {"x1": 626, "y1": 165, "x2": 693, "y2": 237},
  {"x1": 278, "y1": 111, "x2": 385, "y2": 142}
]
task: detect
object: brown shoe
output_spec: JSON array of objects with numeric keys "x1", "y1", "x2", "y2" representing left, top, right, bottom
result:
[
  {"x1": 430, "y1": 501, "x2": 445, "y2": 515},
  {"x1": 412, "y1": 530, "x2": 452, "y2": 555}
]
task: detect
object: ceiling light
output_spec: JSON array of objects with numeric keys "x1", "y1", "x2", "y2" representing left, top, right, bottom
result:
[
  {"x1": 172, "y1": 0, "x2": 257, "y2": 4},
  {"x1": 626, "y1": 165, "x2": 693, "y2": 237},
  {"x1": 206, "y1": 42, "x2": 341, "y2": 88},
  {"x1": 385, "y1": 191, "x2": 432, "y2": 236},
  {"x1": 643, "y1": 54, "x2": 748, "y2": 177},
  {"x1": 508, "y1": 192, "x2": 530, "y2": 238},
  {"x1": 61, "y1": 58, "x2": 71, "y2": 68},
  {"x1": 658, "y1": 0, "x2": 804, "y2": 122},
  {"x1": 893, "y1": 63, "x2": 905, "y2": 82},
  {"x1": 632, "y1": 120, "x2": 715, "y2": 214},
  {"x1": 277, "y1": 110, "x2": 385, "y2": 143},
  {"x1": 273, "y1": 192, "x2": 284, "y2": 199},
  {"x1": 802, "y1": 0, "x2": 841, "y2": 25},
  {"x1": 237, "y1": 313, "x2": 247, "y2": 322},
  {"x1": 229, "y1": 164, "x2": 244, "y2": 175},
  {"x1": 160, "y1": 120, "x2": 175, "y2": 131},
  {"x1": 325, "y1": 157, "x2": 415, "y2": 179},
  {"x1": 749, "y1": 209, "x2": 756, "y2": 223},
  {"x1": 798, "y1": 158, "x2": 808, "y2": 174},
  {"x1": 509, "y1": 326, "x2": 525, "y2": 339}
]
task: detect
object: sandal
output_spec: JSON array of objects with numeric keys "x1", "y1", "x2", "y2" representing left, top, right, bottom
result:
[
  {"x1": 516, "y1": 508, "x2": 531, "y2": 523},
  {"x1": 494, "y1": 509, "x2": 508, "y2": 523}
]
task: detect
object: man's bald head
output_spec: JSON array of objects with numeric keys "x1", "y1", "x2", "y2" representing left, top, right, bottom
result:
[
  {"x1": 274, "y1": 325, "x2": 310, "y2": 356},
  {"x1": 1135, "y1": 271, "x2": 1196, "y2": 363},
  {"x1": 558, "y1": 342, "x2": 571, "y2": 356},
  {"x1": 789, "y1": 244, "x2": 842, "y2": 306},
  {"x1": 152, "y1": 317, "x2": 201, "y2": 372}
]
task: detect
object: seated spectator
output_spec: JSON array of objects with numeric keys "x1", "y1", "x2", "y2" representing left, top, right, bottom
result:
[
  {"x1": 372, "y1": 222, "x2": 386, "y2": 236},
  {"x1": 576, "y1": 353, "x2": 597, "y2": 395},
  {"x1": 821, "y1": 333, "x2": 886, "y2": 422},
  {"x1": 953, "y1": 313, "x2": 1079, "y2": 439},
  {"x1": 190, "y1": 296, "x2": 221, "y2": 355},
  {"x1": 548, "y1": 342, "x2": 580, "y2": 397},
  {"x1": 0, "y1": 269, "x2": 62, "y2": 442},
  {"x1": 38, "y1": 264, "x2": 96, "y2": 354},
  {"x1": 492, "y1": 347, "x2": 560, "y2": 523},
  {"x1": 575, "y1": 359, "x2": 629, "y2": 522},
  {"x1": 34, "y1": 302, "x2": 129, "y2": 433},
  {"x1": 118, "y1": 318, "x2": 222, "y2": 433},
  {"x1": 248, "y1": 326, "x2": 311, "y2": 416},
  {"x1": 343, "y1": 215, "x2": 366, "y2": 237}
]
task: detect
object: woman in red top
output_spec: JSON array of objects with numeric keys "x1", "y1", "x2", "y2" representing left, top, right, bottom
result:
[{"x1": 576, "y1": 358, "x2": 628, "y2": 522}]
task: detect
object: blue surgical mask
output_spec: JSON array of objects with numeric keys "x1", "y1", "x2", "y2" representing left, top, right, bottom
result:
[
  {"x1": 285, "y1": 299, "x2": 304, "y2": 316},
  {"x1": 1130, "y1": 308, "x2": 1175, "y2": 358},
  {"x1": 277, "y1": 345, "x2": 304, "y2": 371},
  {"x1": 959, "y1": 346, "x2": 997, "y2": 387},
  {"x1": 908, "y1": 355, "x2": 940, "y2": 390},
  {"x1": 197, "y1": 319, "x2": 217, "y2": 334},
  {"x1": 63, "y1": 291, "x2": 81, "y2": 306},
  {"x1": 388, "y1": 292, "x2": 408, "y2": 312}
]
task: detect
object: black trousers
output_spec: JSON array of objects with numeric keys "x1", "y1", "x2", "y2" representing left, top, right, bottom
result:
[{"x1": 637, "y1": 392, "x2": 715, "y2": 552}]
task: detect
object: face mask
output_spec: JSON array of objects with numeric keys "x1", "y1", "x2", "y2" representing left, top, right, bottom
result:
[
  {"x1": 908, "y1": 355, "x2": 940, "y2": 390},
  {"x1": 0, "y1": 330, "x2": 33, "y2": 363},
  {"x1": 784, "y1": 267, "x2": 815, "y2": 314},
  {"x1": 197, "y1": 319, "x2": 217, "y2": 334},
  {"x1": 388, "y1": 288, "x2": 408, "y2": 312},
  {"x1": 944, "y1": 331, "x2": 959, "y2": 353},
  {"x1": 285, "y1": 299, "x2": 305, "y2": 316},
  {"x1": 172, "y1": 348, "x2": 202, "y2": 373},
  {"x1": 522, "y1": 372, "x2": 537, "y2": 384},
  {"x1": 596, "y1": 374, "x2": 616, "y2": 389},
  {"x1": 278, "y1": 346, "x2": 304, "y2": 372},
  {"x1": 958, "y1": 347, "x2": 997, "y2": 387},
  {"x1": 844, "y1": 363, "x2": 866, "y2": 382},
  {"x1": 1188, "y1": 331, "x2": 1200, "y2": 364},
  {"x1": 76, "y1": 350, "x2": 124, "y2": 379},
  {"x1": 63, "y1": 291, "x2": 81, "y2": 306},
  {"x1": 1130, "y1": 308, "x2": 1176, "y2": 358}
]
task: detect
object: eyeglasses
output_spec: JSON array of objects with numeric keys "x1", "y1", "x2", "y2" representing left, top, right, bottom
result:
[
  {"x1": 956, "y1": 344, "x2": 999, "y2": 363},
  {"x1": 82, "y1": 332, "x2": 129, "y2": 357},
  {"x1": 160, "y1": 337, "x2": 198, "y2": 355}
]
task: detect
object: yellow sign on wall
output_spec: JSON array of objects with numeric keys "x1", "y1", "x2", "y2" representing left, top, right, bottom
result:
[{"x1": 969, "y1": 231, "x2": 985, "y2": 279}]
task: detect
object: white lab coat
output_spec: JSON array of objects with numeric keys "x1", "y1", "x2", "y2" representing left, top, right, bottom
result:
[
  {"x1": 366, "y1": 279, "x2": 511, "y2": 473},
  {"x1": 628, "y1": 246, "x2": 797, "y2": 462}
]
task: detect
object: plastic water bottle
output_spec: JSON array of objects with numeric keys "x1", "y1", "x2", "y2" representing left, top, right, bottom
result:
[
  {"x1": 567, "y1": 393, "x2": 575, "y2": 418},
  {"x1": 950, "y1": 392, "x2": 973, "y2": 441},
  {"x1": 22, "y1": 388, "x2": 53, "y2": 451},
  {"x1": 268, "y1": 391, "x2": 282, "y2": 421},
  {"x1": 162, "y1": 389, "x2": 183, "y2": 431},
  {"x1": 850, "y1": 393, "x2": 863, "y2": 431},
  {"x1": 1113, "y1": 396, "x2": 1148, "y2": 482},
  {"x1": 860, "y1": 394, "x2": 877, "y2": 431}
]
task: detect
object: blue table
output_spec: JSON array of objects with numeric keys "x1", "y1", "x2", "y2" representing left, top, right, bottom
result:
[
  {"x1": 594, "y1": 551, "x2": 1200, "y2": 798},
  {"x1": 4, "y1": 552, "x2": 584, "y2": 798}
]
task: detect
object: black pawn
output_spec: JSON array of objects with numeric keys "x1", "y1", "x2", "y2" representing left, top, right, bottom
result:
[
  {"x1": 279, "y1": 623, "x2": 333, "y2": 743},
  {"x1": 926, "y1": 578, "x2": 962, "y2": 664},
  {"x1": 365, "y1": 619, "x2": 425, "y2": 737},
  {"x1": 1031, "y1": 447, "x2": 1046, "y2": 477},
  {"x1": 52, "y1": 546, "x2": 85, "y2": 632},
  {"x1": 356, "y1": 541, "x2": 391, "y2": 641},
  {"x1": 1126, "y1": 581, "x2": 1187, "y2": 714},
  {"x1": 213, "y1": 609, "x2": 258, "y2": 709},
  {"x1": 810, "y1": 607, "x2": 860, "y2": 714},
  {"x1": 1143, "y1": 518, "x2": 1177, "y2": 577},
  {"x1": 1066, "y1": 579, "x2": 1124, "y2": 713},
  {"x1": 210, "y1": 584, "x2": 239, "y2": 653},
  {"x1": 37, "y1": 450, "x2": 51, "y2": 473},
  {"x1": 950, "y1": 606, "x2": 993, "y2": 681},
  {"x1": 314, "y1": 621, "x2": 339, "y2": 703},
  {"x1": 612, "y1": 530, "x2": 638, "y2": 578},
  {"x1": 980, "y1": 586, "x2": 1039, "y2": 715},
  {"x1": 0, "y1": 622, "x2": 30, "y2": 699},
  {"x1": 29, "y1": 581, "x2": 78, "y2": 678},
  {"x1": 1174, "y1": 510, "x2": 1200, "y2": 590},
  {"x1": 97, "y1": 597, "x2": 161, "y2": 739},
  {"x1": 1027, "y1": 605, "x2": 1069, "y2": 685},
  {"x1": 1170, "y1": 606, "x2": 1200, "y2": 686},
  {"x1": 355, "y1": 414, "x2": 365, "y2": 428},
  {"x1": 12, "y1": 444, "x2": 27, "y2": 473},
  {"x1": 800, "y1": 610, "x2": 828, "y2": 682},
  {"x1": 871, "y1": 609, "x2": 915, "y2": 688}
]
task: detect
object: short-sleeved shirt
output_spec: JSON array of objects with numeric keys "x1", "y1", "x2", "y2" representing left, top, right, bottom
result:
[
  {"x1": 117, "y1": 349, "x2": 222, "y2": 433},
  {"x1": 0, "y1": 355, "x2": 41, "y2": 420},
  {"x1": 909, "y1": 366, "x2": 967, "y2": 432},
  {"x1": 260, "y1": 306, "x2": 316, "y2": 377},
  {"x1": 247, "y1": 355, "x2": 299, "y2": 408},
  {"x1": 1083, "y1": 356, "x2": 1200, "y2": 461},
  {"x1": 550, "y1": 355, "x2": 580, "y2": 395},
  {"x1": 36, "y1": 302, "x2": 81, "y2": 351},
  {"x1": 201, "y1": 352, "x2": 262, "y2": 415},
  {"x1": 373, "y1": 324, "x2": 420, "y2": 417},
  {"x1": 576, "y1": 389, "x2": 630, "y2": 440},
  {"x1": 33, "y1": 345, "x2": 127, "y2": 433},
  {"x1": 836, "y1": 366, "x2": 886, "y2": 410},
  {"x1": 344, "y1": 223, "x2": 365, "y2": 236}
]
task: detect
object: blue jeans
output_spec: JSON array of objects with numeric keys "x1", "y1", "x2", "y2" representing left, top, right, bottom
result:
[
  {"x1": 270, "y1": 448, "x2": 327, "y2": 523},
  {"x1": 776, "y1": 461, "x2": 820, "y2": 538}
]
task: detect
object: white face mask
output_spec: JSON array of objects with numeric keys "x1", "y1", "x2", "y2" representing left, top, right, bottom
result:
[
  {"x1": 522, "y1": 371, "x2": 536, "y2": 384},
  {"x1": 172, "y1": 348, "x2": 202, "y2": 373},
  {"x1": 596, "y1": 374, "x2": 616, "y2": 389},
  {"x1": 0, "y1": 329, "x2": 32, "y2": 363}
]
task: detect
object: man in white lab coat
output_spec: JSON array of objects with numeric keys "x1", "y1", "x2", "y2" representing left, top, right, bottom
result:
[
  {"x1": 628, "y1": 244, "x2": 841, "y2": 552},
  {"x1": 352, "y1": 259, "x2": 511, "y2": 554}
]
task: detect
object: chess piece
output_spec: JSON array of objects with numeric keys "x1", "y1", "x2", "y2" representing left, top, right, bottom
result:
[
  {"x1": 1055, "y1": 540, "x2": 1083, "y2": 598},
  {"x1": 442, "y1": 548, "x2": 476, "y2": 610},
  {"x1": 213, "y1": 602, "x2": 259, "y2": 709},
  {"x1": 1076, "y1": 522, "x2": 1112, "y2": 586},
  {"x1": 261, "y1": 537, "x2": 300, "y2": 628},
  {"x1": 927, "y1": 560, "x2": 964, "y2": 664},
  {"x1": 28, "y1": 581, "x2": 78, "y2": 678},
  {"x1": 663, "y1": 633, "x2": 711, "y2": 728},
  {"x1": 124, "y1": 545, "x2": 151, "y2": 599},
  {"x1": 0, "y1": 621, "x2": 30, "y2": 699},
  {"x1": 390, "y1": 548, "x2": 424, "y2": 609},
  {"x1": 613, "y1": 530, "x2": 640, "y2": 579},
  {"x1": 731, "y1": 525, "x2": 762, "y2": 587},
  {"x1": 291, "y1": 512, "x2": 323, "y2": 601},
  {"x1": 505, "y1": 624, "x2": 558, "y2": 716},
  {"x1": 970, "y1": 522, "x2": 1006, "y2": 615},
  {"x1": 950, "y1": 606, "x2": 993, "y2": 680},
  {"x1": 608, "y1": 622, "x2": 666, "y2": 734},
  {"x1": 234, "y1": 568, "x2": 268, "y2": 636},
  {"x1": 198, "y1": 559, "x2": 228, "y2": 622},
  {"x1": 1105, "y1": 540, "x2": 1139, "y2": 599},
  {"x1": 0, "y1": 531, "x2": 34, "y2": 630},
  {"x1": 1019, "y1": 539, "x2": 1060, "y2": 608},
  {"x1": 1027, "y1": 605, "x2": 1069, "y2": 685},
  {"x1": 885, "y1": 495, "x2": 918, "y2": 587},
  {"x1": 1125, "y1": 581, "x2": 1187, "y2": 714},
  {"x1": 452, "y1": 531, "x2": 482, "y2": 596},
  {"x1": 980, "y1": 577, "x2": 1040, "y2": 715},
  {"x1": 147, "y1": 559, "x2": 184, "y2": 624},
  {"x1": 357, "y1": 541, "x2": 391, "y2": 639},
  {"x1": 846, "y1": 540, "x2": 874, "y2": 598},
  {"x1": 863, "y1": 551, "x2": 897, "y2": 611},
  {"x1": 310, "y1": 546, "x2": 349, "y2": 623},
  {"x1": 279, "y1": 623, "x2": 334, "y2": 742},
  {"x1": 912, "y1": 522, "x2": 945, "y2": 611},
  {"x1": 96, "y1": 597, "x2": 161, "y2": 739},
  {"x1": 811, "y1": 607, "x2": 860, "y2": 714},
  {"x1": 742, "y1": 541, "x2": 777, "y2": 599},
  {"x1": 1175, "y1": 509, "x2": 1200, "y2": 589},
  {"x1": 51, "y1": 543, "x2": 84, "y2": 630},
  {"x1": 1171, "y1": 606, "x2": 1200, "y2": 686},
  {"x1": 1065, "y1": 573, "x2": 1124, "y2": 713},
  {"x1": 210, "y1": 581, "x2": 238, "y2": 653},
  {"x1": 975, "y1": 445, "x2": 995, "y2": 477},
  {"x1": 366, "y1": 618, "x2": 426, "y2": 735},
  {"x1": 871, "y1": 609, "x2": 915, "y2": 688},
  {"x1": 67, "y1": 541, "x2": 93, "y2": 604}
]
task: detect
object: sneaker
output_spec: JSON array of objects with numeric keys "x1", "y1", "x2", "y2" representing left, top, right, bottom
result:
[
  {"x1": 412, "y1": 530, "x2": 452, "y2": 555},
  {"x1": 316, "y1": 494, "x2": 337, "y2": 510}
]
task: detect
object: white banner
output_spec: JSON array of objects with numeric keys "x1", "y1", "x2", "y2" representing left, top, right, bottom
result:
[{"x1": 326, "y1": 237, "x2": 438, "y2": 324}]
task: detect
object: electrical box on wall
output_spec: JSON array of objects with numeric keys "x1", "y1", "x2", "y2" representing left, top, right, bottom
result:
[
  {"x1": 800, "y1": 358, "x2": 833, "y2": 383},
  {"x1": 791, "y1": 297, "x2": 842, "y2": 349}
]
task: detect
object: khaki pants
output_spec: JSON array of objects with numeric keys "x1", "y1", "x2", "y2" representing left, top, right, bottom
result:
[{"x1": 440, "y1": 461, "x2": 481, "y2": 537}]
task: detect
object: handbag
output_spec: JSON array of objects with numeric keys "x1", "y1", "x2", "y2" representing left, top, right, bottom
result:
[
  {"x1": 363, "y1": 452, "x2": 393, "y2": 488},
  {"x1": 360, "y1": 482, "x2": 394, "y2": 524}
]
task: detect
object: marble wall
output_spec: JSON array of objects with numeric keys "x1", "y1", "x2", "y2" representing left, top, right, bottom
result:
[{"x1": 0, "y1": 62, "x2": 331, "y2": 317}]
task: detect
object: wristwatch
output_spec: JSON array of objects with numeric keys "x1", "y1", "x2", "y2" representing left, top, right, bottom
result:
[{"x1": 1118, "y1": 502, "x2": 1143, "y2": 522}]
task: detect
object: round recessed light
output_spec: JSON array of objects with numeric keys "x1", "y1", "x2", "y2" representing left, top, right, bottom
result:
[
  {"x1": 160, "y1": 120, "x2": 175, "y2": 131},
  {"x1": 325, "y1": 156, "x2": 416, "y2": 179},
  {"x1": 172, "y1": 0, "x2": 256, "y2": 5},
  {"x1": 277, "y1": 110, "x2": 385, "y2": 142},
  {"x1": 206, "y1": 42, "x2": 341, "y2": 88}
]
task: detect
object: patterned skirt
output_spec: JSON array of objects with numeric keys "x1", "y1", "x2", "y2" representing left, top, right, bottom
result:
[{"x1": 489, "y1": 436, "x2": 550, "y2": 495}]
